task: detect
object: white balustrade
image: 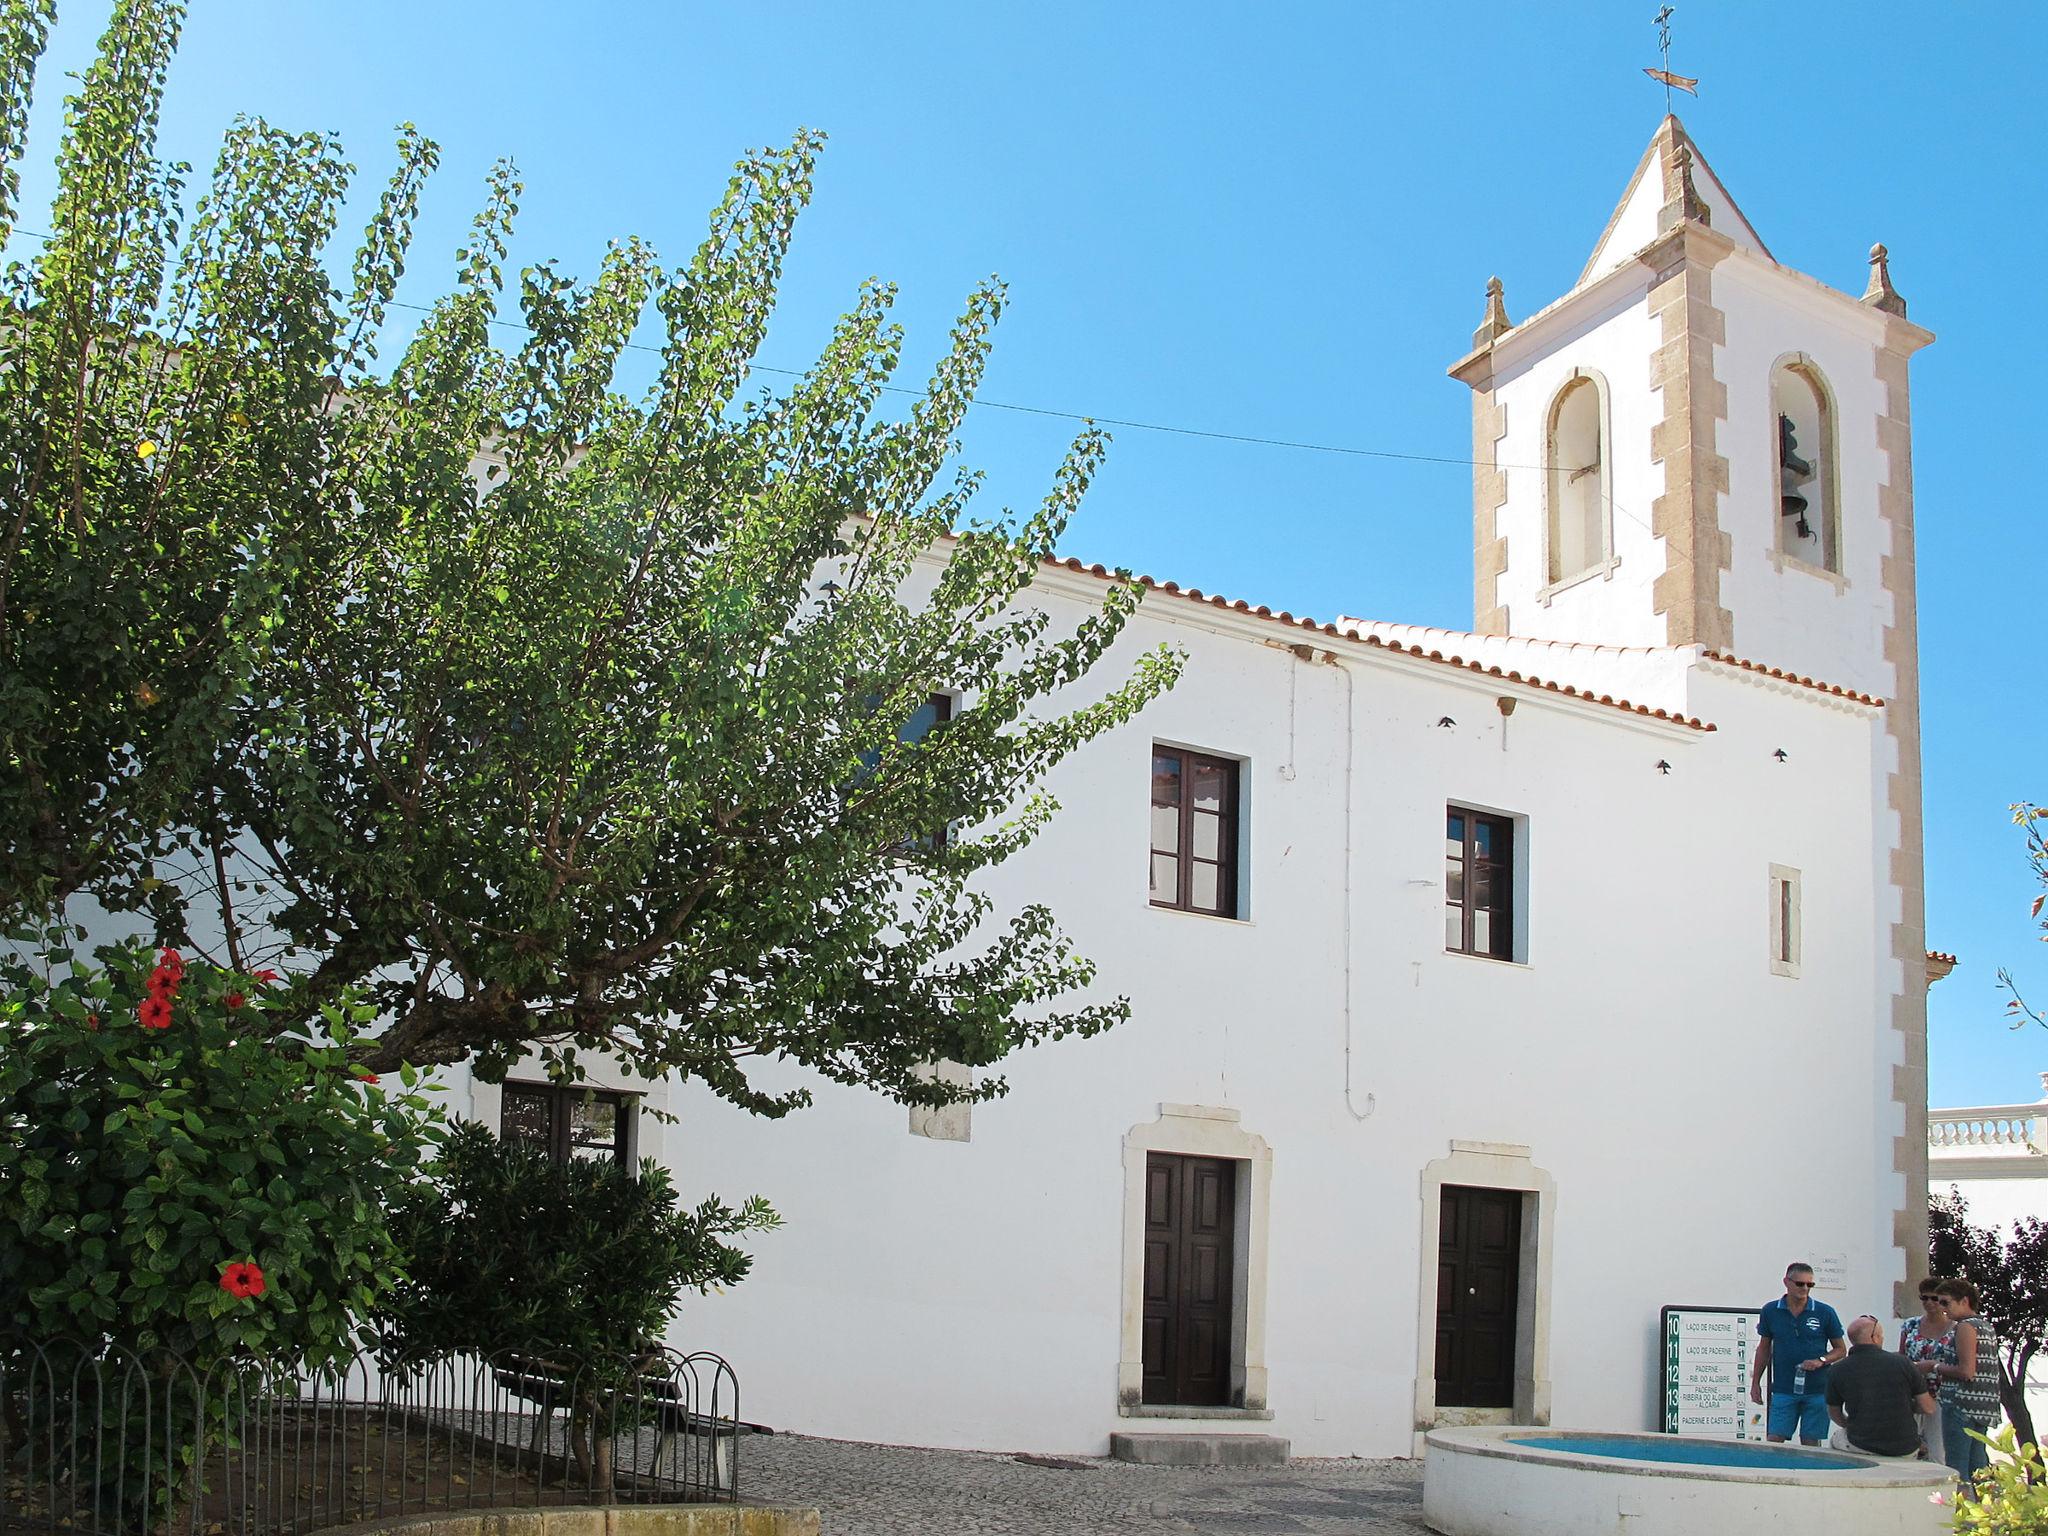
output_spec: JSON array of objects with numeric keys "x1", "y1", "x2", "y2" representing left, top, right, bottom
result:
[{"x1": 1928, "y1": 1105, "x2": 2046, "y2": 1152}]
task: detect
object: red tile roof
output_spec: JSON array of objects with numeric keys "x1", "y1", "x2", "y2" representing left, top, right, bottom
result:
[
  {"x1": 1700, "y1": 650, "x2": 1885, "y2": 708},
  {"x1": 1042, "y1": 557, "x2": 1715, "y2": 732}
]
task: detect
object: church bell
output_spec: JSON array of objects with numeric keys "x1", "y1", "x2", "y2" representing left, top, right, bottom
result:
[{"x1": 1778, "y1": 414, "x2": 1814, "y2": 538}]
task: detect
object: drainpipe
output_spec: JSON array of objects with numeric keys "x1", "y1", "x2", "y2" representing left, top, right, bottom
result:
[
  {"x1": 1326, "y1": 648, "x2": 1375, "y2": 1121},
  {"x1": 1268, "y1": 640, "x2": 1375, "y2": 1121}
]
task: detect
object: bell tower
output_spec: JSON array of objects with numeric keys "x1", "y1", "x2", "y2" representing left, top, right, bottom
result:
[
  {"x1": 1449, "y1": 115, "x2": 1936, "y2": 1313},
  {"x1": 1449, "y1": 116, "x2": 1930, "y2": 697}
]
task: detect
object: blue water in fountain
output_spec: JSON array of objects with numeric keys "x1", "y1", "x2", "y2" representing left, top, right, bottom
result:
[{"x1": 1505, "y1": 1434, "x2": 1874, "y2": 1471}]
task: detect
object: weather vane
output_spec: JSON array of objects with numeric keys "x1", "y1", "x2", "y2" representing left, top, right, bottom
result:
[{"x1": 1644, "y1": 5, "x2": 1699, "y2": 113}]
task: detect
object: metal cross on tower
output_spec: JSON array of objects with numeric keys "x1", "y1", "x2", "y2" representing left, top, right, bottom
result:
[{"x1": 1644, "y1": 5, "x2": 1700, "y2": 112}]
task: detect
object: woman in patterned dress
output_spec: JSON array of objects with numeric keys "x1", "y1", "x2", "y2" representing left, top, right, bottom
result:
[
  {"x1": 1931, "y1": 1277, "x2": 2002, "y2": 1480},
  {"x1": 1898, "y1": 1278, "x2": 1955, "y2": 1460}
]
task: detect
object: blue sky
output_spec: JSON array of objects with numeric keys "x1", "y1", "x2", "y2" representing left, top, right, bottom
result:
[{"x1": 13, "y1": 2, "x2": 2043, "y2": 1106}]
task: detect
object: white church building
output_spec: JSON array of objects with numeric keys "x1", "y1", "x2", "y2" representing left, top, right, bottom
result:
[{"x1": 449, "y1": 117, "x2": 1942, "y2": 1459}]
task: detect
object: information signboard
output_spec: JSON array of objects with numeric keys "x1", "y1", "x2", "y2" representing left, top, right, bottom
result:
[{"x1": 1660, "y1": 1305, "x2": 1765, "y2": 1439}]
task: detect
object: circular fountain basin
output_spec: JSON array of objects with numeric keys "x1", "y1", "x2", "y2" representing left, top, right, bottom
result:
[{"x1": 1423, "y1": 1425, "x2": 1953, "y2": 1536}]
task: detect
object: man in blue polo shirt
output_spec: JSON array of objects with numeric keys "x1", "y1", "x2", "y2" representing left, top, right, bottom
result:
[{"x1": 1748, "y1": 1261, "x2": 1848, "y2": 1445}]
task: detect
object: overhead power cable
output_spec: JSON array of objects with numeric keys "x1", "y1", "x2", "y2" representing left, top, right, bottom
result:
[{"x1": 1, "y1": 225, "x2": 1670, "y2": 545}]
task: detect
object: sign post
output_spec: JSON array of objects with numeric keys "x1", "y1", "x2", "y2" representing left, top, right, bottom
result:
[{"x1": 1660, "y1": 1305, "x2": 1764, "y2": 1439}]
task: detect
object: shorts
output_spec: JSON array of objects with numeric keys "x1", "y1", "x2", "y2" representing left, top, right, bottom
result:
[{"x1": 1768, "y1": 1392, "x2": 1830, "y2": 1441}]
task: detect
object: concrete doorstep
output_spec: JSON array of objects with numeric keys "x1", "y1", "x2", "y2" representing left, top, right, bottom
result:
[{"x1": 1108, "y1": 1432, "x2": 1291, "y2": 1468}]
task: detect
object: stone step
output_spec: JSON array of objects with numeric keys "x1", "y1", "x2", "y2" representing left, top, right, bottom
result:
[{"x1": 1108, "y1": 1431, "x2": 1291, "y2": 1468}]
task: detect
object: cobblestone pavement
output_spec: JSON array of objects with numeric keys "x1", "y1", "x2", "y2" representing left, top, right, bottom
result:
[{"x1": 740, "y1": 1433, "x2": 1430, "y2": 1535}]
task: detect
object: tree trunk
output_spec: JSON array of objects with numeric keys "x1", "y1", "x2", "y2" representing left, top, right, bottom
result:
[{"x1": 2003, "y1": 1343, "x2": 2042, "y2": 1478}]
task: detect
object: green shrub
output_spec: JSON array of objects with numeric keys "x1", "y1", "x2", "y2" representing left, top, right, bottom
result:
[
  {"x1": 378, "y1": 1119, "x2": 777, "y2": 1363},
  {"x1": 1947, "y1": 1425, "x2": 2048, "y2": 1533}
]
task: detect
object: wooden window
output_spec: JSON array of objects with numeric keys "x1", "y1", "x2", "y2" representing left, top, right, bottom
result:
[
  {"x1": 500, "y1": 1082, "x2": 633, "y2": 1165},
  {"x1": 1150, "y1": 748, "x2": 1239, "y2": 917},
  {"x1": 1446, "y1": 807, "x2": 1515, "y2": 960}
]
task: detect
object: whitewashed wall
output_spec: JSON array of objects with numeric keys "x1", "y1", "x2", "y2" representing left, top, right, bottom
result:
[
  {"x1": 602, "y1": 572, "x2": 1896, "y2": 1459},
  {"x1": 1712, "y1": 259, "x2": 1899, "y2": 701}
]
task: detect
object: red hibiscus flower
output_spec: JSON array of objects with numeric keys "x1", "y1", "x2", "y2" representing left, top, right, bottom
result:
[
  {"x1": 251, "y1": 969, "x2": 281, "y2": 985},
  {"x1": 355, "y1": 1071, "x2": 381, "y2": 1086},
  {"x1": 146, "y1": 967, "x2": 179, "y2": 1000},
  {"x1": 224, "y1": 992, "x2": 246, "y2": 1010},
  {"x1": 157, "y1": 948, "x2": 185, "y2": 979},
  {"x1": 85, "y1": 1013, "x2": 101, "y2": 1032},
  {"x1": 219, "y1": 1261, "x2": 266, "y2": 1299},
  {"x1": 137, "y1": 996, "x2": 172, "y2": 1030}
]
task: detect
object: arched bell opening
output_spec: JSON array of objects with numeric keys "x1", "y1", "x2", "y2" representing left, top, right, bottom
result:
[{"x1": 1772, "y1": 359, "x2": 1838, "y2": 573}]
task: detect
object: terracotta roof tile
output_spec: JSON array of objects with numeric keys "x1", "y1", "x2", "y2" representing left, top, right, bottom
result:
[
  {"x1": 1043, "y1": 557, "x2": 1715, "y2": 732},
  {"x1": 1700, "y1": 649, "x2": 1885, "y2": 707}
]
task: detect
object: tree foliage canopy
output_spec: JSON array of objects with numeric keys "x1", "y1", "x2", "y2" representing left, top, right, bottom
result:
[{"x1": 0, "y1": 0, "x2": 1180, "y2": 1112}]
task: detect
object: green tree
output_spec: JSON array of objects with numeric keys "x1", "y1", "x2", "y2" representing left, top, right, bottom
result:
[
  {"x1": 0, "y1": 1, "x2": 1180, "y2": 1112},
  {"x1": 1929, "y1": 1188, "x2": 2048, "y2": 1455}
]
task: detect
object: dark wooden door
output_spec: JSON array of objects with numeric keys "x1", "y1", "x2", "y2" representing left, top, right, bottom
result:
[
  {"x1": 1435, "y1": 1185, "x2": 1521, "y2": 1408},
  {"x1": 1141, "y1": 1152, "x2": 1236, "y2": 1406}
]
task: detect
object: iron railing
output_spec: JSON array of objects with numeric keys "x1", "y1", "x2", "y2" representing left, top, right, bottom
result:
[{"x1": 0, "y1": 1338, "x2": 741, "y2": 1536}]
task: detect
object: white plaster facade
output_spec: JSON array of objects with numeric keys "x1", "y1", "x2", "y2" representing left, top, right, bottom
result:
[{"x1": 414, "y1": 119, "x2": 1938, "y2": 1458}]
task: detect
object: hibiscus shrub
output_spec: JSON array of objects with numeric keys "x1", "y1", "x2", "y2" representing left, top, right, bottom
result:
[
  {"x1": 0, "y1": 932, "x2": 442, "y2": 1360},
  {"x1": 0, "y1": 932, "x2": 442, "y2": 1522}
]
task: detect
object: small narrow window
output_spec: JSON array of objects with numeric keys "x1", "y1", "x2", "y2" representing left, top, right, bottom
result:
[
  {"x1": 1769, "y1": 865, "x2": 1802, "y2": 978},
  {"x1": 1773, "y1": 362, "x2": 1837, "y2": 573},
  {"x1": 1545, "y1": 374, "x2": 1608, "y2": 585},
  {"x1": 500, "y1": 1082, "x2": 634, "y2": 1164},
  {"x1": 1151, "y1": 747, "x2": 1240, "y2": 918},
  {"x1": 1447, "y1": 807, "x2": 1516, "y2": 961}
]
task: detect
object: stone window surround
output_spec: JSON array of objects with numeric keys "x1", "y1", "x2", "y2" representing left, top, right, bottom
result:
[
  {"x1": 1768, "y1": 352, "x2": 1843, "y2": 577},
  {"x1": 1118, "y1": 1104, "x2": 1273, "y2": 1420},
  {"x1": 1413, "y1": 1140, "x2": 1555, "y2": 1446},
  {"x1": 1769, "y1": 863, "x2": 1803, "y2": 979},
  {"x1": 1540, "y1": 367, "x2": 1616, "y2": 591}
]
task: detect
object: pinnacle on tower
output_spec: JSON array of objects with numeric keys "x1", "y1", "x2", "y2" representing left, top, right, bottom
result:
[
  {"x1": 1472, "y1": 277, "x2": 1513, "y2": 349},
  {"x1": 1862, "y1": 243, "x2": 1908, "y2": 318}
]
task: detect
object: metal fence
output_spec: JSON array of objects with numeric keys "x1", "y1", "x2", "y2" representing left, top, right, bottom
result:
[{"x1": 0, "y1": 1338, "x2": 741, "y2": 1536}]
